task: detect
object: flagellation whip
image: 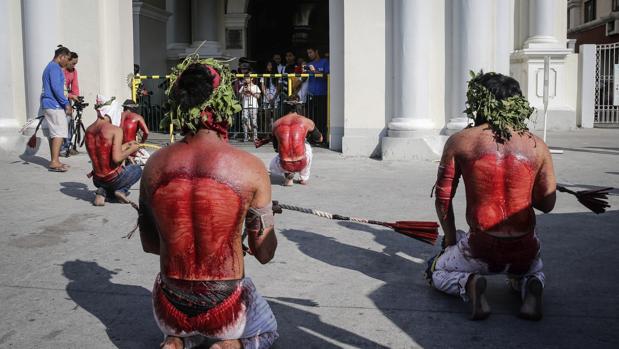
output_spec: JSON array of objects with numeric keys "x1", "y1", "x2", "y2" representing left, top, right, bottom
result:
[
  {"x1": 25, "y1": 116, "x2": 45, "y2": 150},
  {"x1": 273, "y1": 201, "x2": 439, "y2": 245},
  {"x1": 556, "y1": 185, "x2": 613, "y2": 214}
]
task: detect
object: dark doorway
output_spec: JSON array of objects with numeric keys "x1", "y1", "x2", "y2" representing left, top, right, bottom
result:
[{"x1": 247, "y1": 0, "x2": 329, "y2": 69}]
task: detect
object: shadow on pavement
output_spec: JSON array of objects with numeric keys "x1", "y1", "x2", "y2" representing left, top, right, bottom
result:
[
  {"x1": 268, "y1": 297, "x2": 389, "y2": 349},
  {"x1": 281, "y1": 209, "x2": 619, "y2": 348},
  {"x1": 60, "y1": 181, "x2": 94, "y2": 202},
  {"x1": 18, "y1": 153, "x2": 49, "y2": 169},
  {"x1": 62, "y1": 260, "x2": 160, "y2": 349}
]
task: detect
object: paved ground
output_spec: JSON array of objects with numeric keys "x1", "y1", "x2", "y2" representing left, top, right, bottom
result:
[{"x1": 0, "y1": 129, "x2": 618, "y2": 348}]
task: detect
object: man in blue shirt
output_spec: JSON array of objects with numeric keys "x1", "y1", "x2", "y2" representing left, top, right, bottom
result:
[
  {"x1": 41, "y1": 46, "x2": 73, "y2": 172},
  {"x1": 306, "y1": 47, "x2": 329, "y2": 143}
]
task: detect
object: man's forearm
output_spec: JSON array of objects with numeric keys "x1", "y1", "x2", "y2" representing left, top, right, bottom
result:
[{"x1": 436, "y1": 200, "x2": 457, "y2": 247}]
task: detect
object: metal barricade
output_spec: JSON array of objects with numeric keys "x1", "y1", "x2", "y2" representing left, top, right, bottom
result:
[
  {"x1": 232, "y1": 73, "x2": 330, "y2": 143},
  {"x1": 595, "y1": 43, "x2": 619, "y2": 127},
  {"x1": 131, "y1": 72, "x2": 331, "y2": 142}
]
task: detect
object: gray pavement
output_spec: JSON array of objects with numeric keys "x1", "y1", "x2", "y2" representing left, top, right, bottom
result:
[{"x1": 0, "y1": 129, "x2": 618, "y2": 348}]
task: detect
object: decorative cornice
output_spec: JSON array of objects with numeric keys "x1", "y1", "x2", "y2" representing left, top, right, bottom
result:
[
  {"x1": 568, "y1": 0, "x2": 580, "y2": 9},
  {"x1": 133, "y1": 2, "x2": 171, "y2": 23},
  {"x1": 568, "y1": 13, "x2": 619, "y2": 34},
  {"x1": 224, "y1": 13, "x2": 250, "y2": 28}
]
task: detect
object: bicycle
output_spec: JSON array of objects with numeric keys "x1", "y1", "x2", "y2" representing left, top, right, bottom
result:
[{"x1": 65, "y1": 96, "x2": 88, "y2": 158}]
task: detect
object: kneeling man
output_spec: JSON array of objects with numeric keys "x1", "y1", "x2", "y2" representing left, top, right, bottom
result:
[
  {"x1": 85, "y1": 95, "x2": 142, "y2": 206},
  {"x1": 428, "y1": 72, "x2": 556, "y2": 321},
  {"x1": 139, "y1": 59, "x2": 278, "y2": 348},
  {"x1": 268, "y1": 113, "x2": 322, "y2": 186}
]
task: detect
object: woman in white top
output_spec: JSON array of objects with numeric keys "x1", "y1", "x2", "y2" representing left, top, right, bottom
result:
[{"x1": 261, "y1": 61, "x2": 280, "y2": 130}]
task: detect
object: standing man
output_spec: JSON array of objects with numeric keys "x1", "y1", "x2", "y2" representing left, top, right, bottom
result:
[
  {"x1": 306, "y1": 47, "x2": 329, "y2": 139},
  {"x1": 62, "y1": 51, "x2": 80, "y2": 155},
  {"x1": 428, "y1": 72, "x2": 556, "y2": 321},
  {"x1": 139, "y1": 59, "x2": 278, "y2": 349},
  {"x1": 272, "y1": 53, "x2": 285, "y2": 74},
  {"x1": 267, "y1": 112, "x2": 322, "y2": 186},
  {"x1": 85, "y1": 95, "x2": 142, "y2": 206},
  {"x1": 41, "y1": 46, "x2": 73, "y2": 171},
  {"x1": 120, "y1": 99, "x2": 150, "y2": 164}
]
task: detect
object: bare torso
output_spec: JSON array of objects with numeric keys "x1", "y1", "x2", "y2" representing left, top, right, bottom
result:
[
  {"x1": 273, "y1": 113, "x2": 312, "y2": 162},
  {"x1": 85, "y1": 120, "x2": 121, "y2": 178},
  {"x1": 140, "y1": 132, "x2": 265, "y2": 281},
  {"x1": 121, "y1": 112, "x2": 148, "y2": 143},
  {"x1": 454, "y1": 127, "x2": 547, "y2": 237}
]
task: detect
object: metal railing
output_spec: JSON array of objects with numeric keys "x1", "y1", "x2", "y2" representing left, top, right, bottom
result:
[
  {"x1": 595, "y1": 43, "x2": 619, "y2": 127},
  {"x1": 130, "y1": 73, "x2": 330, "y2": 142}
]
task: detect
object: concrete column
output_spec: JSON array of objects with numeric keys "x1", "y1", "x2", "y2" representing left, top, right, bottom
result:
[
  {"x1": 382, "y1": 0, "x2": 446, "y2": 160},
  {"x1": 578, "y1": 44, "x2": 595, "y2": 128},
  {"x1": 166, "y1": 0, "x2": 191, "y2": 61},
  {"x1": 446, "y1": 0, "x2": 494, "y2": 131},
  {"x1": 188, "y1": 0, "x2": 222, "y2": 56},
  {"x1": 328, "y1": 0, "x2": 344, "y2": 151},
  {"x1": 0, "y1": 0, "x2": 26, "y2": 130},
  {"x1": 389, "y1": 0, "x2": 434, "y2": 133},
  {"x1": 524, "y1": 0, "x2": 559, "y2": 49},
  {"x1": 495, "y1": 0, "x2": 514, "y2": 75},
  {"x1": 22, "y1": 0, "x2": 61, "y2": 121}
]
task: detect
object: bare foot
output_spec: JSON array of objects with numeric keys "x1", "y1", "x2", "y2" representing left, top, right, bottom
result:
[
  {"x1": 210, "y1": 339, "x2": 242, "y2": 349},
  {"x1": 160, "y1": 336, "x2": 183, "y2": 349},
  {"x1": 297, "y1": 179, "x2": 307, "y2": 185},
  {"x1": 466, "y1": 274, "x2": 491, "y2": 320},
  {"x1": 114, "y1": 191, "x2": 130, "y2": 204},
  {"x1": 519, "y1": 277, "x2": 543, "y2": 321},
  {"x1": 283, "y1": 173, "x2": 294, "y2": 186},
  {"x1": 93, "y1": 194, "x2": 105, "y2": 206}
]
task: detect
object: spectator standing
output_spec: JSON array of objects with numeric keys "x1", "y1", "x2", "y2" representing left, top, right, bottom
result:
[
  {"x1": 306, "y1": 47, "x2": 329, "y2": 140},
  {"x1": 41, "y1": 46, "x2": 73, "y2": 172},
  {"x1": 239, "y1": 77, "x2": 261, "y2": 142},
  {"x1": 62, "y1": 51, "x2": 80, "y2": 155},
  {"x1": 261, "y1": 61, "x2": 280, "y2": 129},
  {"x1": 273, "y1": 53, "x2": 285, "y2": 73}
]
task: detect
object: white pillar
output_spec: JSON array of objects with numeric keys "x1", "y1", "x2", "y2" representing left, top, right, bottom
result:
[
  {"x1": 446, "y1": 0, "x2": 494, "y2": 131},
  {"x1": 495, "y1": 0, "x2": 514, "y2": 75},
  {"x1": 188, "y1": 0, "x2": 222, "y2": 56},
  {"x1": 0, "y1": 0, "x2": 26, "y2": 129},
  {"x1": 524, "y1": 0, "x2": 559, "y2": 49},
  {"x1": 388, "y1": 0, "x2": 434, "y2": 133},
  {"x1": 22, "y1": 0, "x2": 61, "y2": 121},
  {"x1": 166, "y1": 0, "x2": 191, "y2": 60},
  {"x1": 511, "y1": 0, "x2": 576, "y2": 131}
]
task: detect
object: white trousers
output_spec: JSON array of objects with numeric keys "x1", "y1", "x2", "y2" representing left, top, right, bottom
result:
[
  {"x1": 268, "y1": 142, "x2": 312, "y2": 181},
  {"x1": 431, "y1": 230, "x2": 545, "y2": 301}
]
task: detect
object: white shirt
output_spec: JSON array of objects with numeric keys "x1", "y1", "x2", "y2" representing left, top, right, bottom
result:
[{"x1": 239, "y1": 83, "x2": 261, "y2": 109}]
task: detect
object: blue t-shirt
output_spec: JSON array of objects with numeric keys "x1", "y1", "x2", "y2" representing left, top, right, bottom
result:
[
  {"x1": 41, "y1": 61, "x2": 68, "y2": 110},
  {"x1": 307, "y1": 58, "x2": 329, "y2": 96}
]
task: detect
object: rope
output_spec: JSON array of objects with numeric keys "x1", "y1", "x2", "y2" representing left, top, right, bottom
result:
[
  {"x1": 278, "y1": 203, "x2": 334, "y2": 219},
  {"x1": 278, "y1": 203, "x2": 371, "y2": 224}
]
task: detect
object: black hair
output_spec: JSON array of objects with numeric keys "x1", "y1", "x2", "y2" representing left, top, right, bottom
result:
[
  {"x1": 70, "y1": 52, "x2": 78, "y2": 59},
  {"x1": 473, "y1": 72, "x2": 522, "y2": 125},
  {"x1": 263, "y1": 61, "x2": 277, "y2": 89},
  {"x1": 54, "y1": 45, "x2": 71, "y2": 58},
  {"x1": 170, "y1": 63, "x2": 215, "y2": 112}
]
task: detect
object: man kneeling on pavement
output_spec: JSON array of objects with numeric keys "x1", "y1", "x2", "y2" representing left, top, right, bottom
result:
[{"x1": 85, "y1": 95, "x2": 143, "y2": 206}]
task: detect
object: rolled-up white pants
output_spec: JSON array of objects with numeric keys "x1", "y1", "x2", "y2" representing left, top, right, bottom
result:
[
  {"x1": 268, "y1": 142, "x2": 312, "y2": 181},
  {"x1": 431, "y1": 230, "x2": 545, "y2": 301}
]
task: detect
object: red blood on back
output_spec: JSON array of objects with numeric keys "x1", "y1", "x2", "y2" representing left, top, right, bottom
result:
[
  {"x1": 85, "y1": 126, "x2": 118, "y2": 178},
  {"x1": 274, "y1": 119, "x2": 307, "y2": 162},
  {"x1": 462, "y1": 153, "x2": 536, "y2": 235},
  {"x1": 151, "y1": 176, "x2": 244, "y2": 280},
  {"x1": 122, "y1": 113, "x2": 140, "y2": 143}
]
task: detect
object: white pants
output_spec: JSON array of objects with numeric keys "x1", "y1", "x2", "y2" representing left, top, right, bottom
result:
[
  {"x1": 431, "y1": 230, "x2": 545, "y2": 301},
  {"x1": 269, "y1": 142, "x2": 312, "y2": 181},
  {"x1": 242, "y1": 108, "x2": 258, "y2": 141}
]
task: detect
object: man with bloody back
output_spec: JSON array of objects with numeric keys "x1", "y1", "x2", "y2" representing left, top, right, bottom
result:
[
  {"x1": 428, "y1": 72, "x2": 556, "y2": 321},
  {"x1": 85, "y1": 95, "x2": 142, "y2": 206},
  {"x1": 267, "y1": 112, "x2": 322, "y2": 186},
  {"x1": 139, "y1": 59, "x2": 278, "y2": 349},
  {"x1": 120, "y1": 99, "x2": 150, "y2": 164}
]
